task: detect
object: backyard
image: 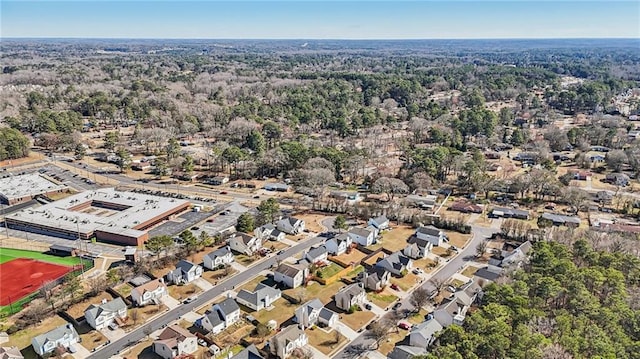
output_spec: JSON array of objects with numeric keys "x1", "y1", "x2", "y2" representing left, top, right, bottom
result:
[
  {"x1": 378, "y1": 328, "x2": 409, "y2": 356},
  {"x1": 113, "y1": 283, "x2": 133, "y2": 298},
  {"x1": 306, "y1": 328, "x2": 347, "y2": 355},
  {"x1": 372, "y1": 225, "x2": 415, "y2": 252},
  {"x1": 77, "y1": 325, "x2": 108, "y2": 351},
  {"x1": 242, "y1": 298, "x2": 297, "y2": 326},
  {"x1": 123, "y1": 304, "x2": 168, "y2": 330},
  {"x1": 5, "y1": 314, "x2": 68, "y2": 350},
  {"x1": 66, "y1": 292, "x2": 115, "y2": 319},
  {"x1": 314, "y1": 262, "x2": 345, "y2": 279},
  {"x1": 332, "y1": 249, "x2": 368, "y2": 267},
  {"x1": 447, "y1": 231, "x2": 471, "y2": 248}
]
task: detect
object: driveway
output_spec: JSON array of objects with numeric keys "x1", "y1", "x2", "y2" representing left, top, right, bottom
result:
[
  {"x1": 161, "y1": 295, "x2": 181, "y2": 310},
  {"x1": 335, "y1": 321, "x2": 359, "y2": 341},
  {"x1": 100, "y1": 327, "x2": 126, "y2": 342},
  {"x1": 193, "y1": 278, "x2": 214, "y2": 291},
  {"x1": 72, "y1": 343, "x2": 92, "y2": 359}
]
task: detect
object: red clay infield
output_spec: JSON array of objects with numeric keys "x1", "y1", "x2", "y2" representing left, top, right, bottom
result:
[{"x1": 0, "y1": 258, "x2": 74, "y2": 306}]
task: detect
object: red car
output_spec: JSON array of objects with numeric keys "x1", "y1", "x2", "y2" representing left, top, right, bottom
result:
[
  {"x1": 391, "y1": 284, "x2": 400, "y2": 290},
  {"x1": 398, "y1": 322, "x2": 411, "y2": 330},
  {"x1": 220, "y1": 191, "x2": 228, "y2": 195}
]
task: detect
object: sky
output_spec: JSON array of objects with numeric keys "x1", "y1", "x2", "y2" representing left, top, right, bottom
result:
[{"x1": 1, "y1": 1, "x2": 639, "y2": 39}]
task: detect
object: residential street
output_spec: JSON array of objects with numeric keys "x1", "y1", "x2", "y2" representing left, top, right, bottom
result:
[
  {"x1": 333, "y1": 223, "x2": 499, "y2": 359},
  {"x1": 86, "y1": 235, "x2": 326, "y2": 359}
]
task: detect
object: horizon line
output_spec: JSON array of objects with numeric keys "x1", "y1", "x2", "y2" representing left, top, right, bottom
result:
[{"x1": 2, "y1": 36, "x2": 639, "y2": 41}]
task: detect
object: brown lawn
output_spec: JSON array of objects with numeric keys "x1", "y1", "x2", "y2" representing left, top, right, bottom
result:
[
  {"x1": 235, "y1": 254, "x2": 258, "y2": 267},
  {"x1": 66, "y1": 292, "x2": 115, "y2": 319},
  {"x1": 79, "y1": 329, "x2": 108, "y2": 351},
  {"x1": 332, "y1": 249, "x2": 368, "y2": 267},
  {"x1": 432, "y1": 246, "x2": 452, "y2": 257},
  {"x1": 407, "y1": 309, "x2": 428, "y2": 325},
  {"x1": 244, "y1": 298, "x2": 297, "y2": 326},
  {"x1": 461, "y1": 266, "x2": 480, "y2": 278},
  {"x1": 390, "y1": 273, "x2": 420, "y2": 292},
  {"x1": 373, "y1": 225, "x2": 415, "y2": 252},
  {"x1": 447, "y1": 232, "x2": 471, "y2": 248},
  {"x1": 263, "y1": 241, "x2": 289, "y2": 252},
  {"x1": 185, "y1": 246, "x2": 218, "y2": 266},
  {"x1": 168, "y1": 283, "x2": 201, "y2": 301},
  {"x1": 214, "y1": 323, "x2": 255, "y2": 347},
  {"x1": 202, "y1": 267, "x2": 238, "y2": 285},
  {"x1": 413, "y1": 258, "x2": 437, "y2": 272},
  {"x1": 123, "y1": 305, "x2": 167, "y2": 331},
  {"x1": 378, "y1": 328, "x2": 409, "y2": 356},
  {"x1": 238, "y1": 275, "x2": 269, "y2": 292},
  {"x1": 364, "y1": 252, "x2": 386, "y2": 267},
  {"x1": 341, "y1": 310, "x2": 375, "y2": 331},
  {"x1": 367, "y1": 291, "x2": 398, "y2": 309},
  {"x1": 306, "y1": 328, "x2": 347, "y2": 355},
  {"x1": 119, "y1": 339, "x2": 156, "y2": 359},
  {"x1": 6, "y1": 315, "x2": 68, "y2": 350},
  {"x1": 296, "y1": 213, "x2": 331, "y2": 233}
]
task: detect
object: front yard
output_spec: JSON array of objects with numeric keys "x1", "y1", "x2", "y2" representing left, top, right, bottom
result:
[
  {"x1": 461, "y1": 265, "x2": 480, "y2": 278},
  {"x1": 235, "y1": 254, "x2": 258, "y2": 267},
  {"x1": 378, "y1": 328, "x2": 409, "y2": 356},
  {"x1": 340, "y1": 309, "x2": 375, "y2": 331},
  {"x1": 78, "y1": 325, "x2": 108, "y2": 351},
  {"x1": 167, "y1": 283, "x2": 201, "y2": 301},
  {"x1": 243, "y1": 298, "x2": 297, "y2": 326},
  {"x1": 282, "y1": 280, "x2": 345, "y2": 305},
  {"x1": 6, "y1": 315, "x2": 68, "y2": 350},
  {"x1": 390, "y1": 273, "x2": 420, "y2": 291},
  {"x1": 413, "y1": 257, "x2": 438, "y2": 272},
  {"x1": 367, "y1": 291, "x2": 398, "y2": 309},
  {"x1": 372, "y1": 225, "x2": 415, "y2": 252},
  {"x1": 202, "y1": 267, "x2": 238, "y2": 285},
  {"x1": 123, "y1": 304, "x2": 167, "y2": 330},
  {"x1": 306, "y1": 327, "x2": 347, "y2": 355},
  {"x1": 238, "y1": 275, "x2": 269, "y2": 292},
  {"x1": 447, "y1": 231, "x2": 471, "y2": 248}
]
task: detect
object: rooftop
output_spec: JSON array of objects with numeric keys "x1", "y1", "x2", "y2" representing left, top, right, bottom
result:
[
  {"x1": 6, "y1": 188, "x2": 189, "y2": 238},
  {"x1": 0, "y1": 173, "x2": 67, "y2": 201}
]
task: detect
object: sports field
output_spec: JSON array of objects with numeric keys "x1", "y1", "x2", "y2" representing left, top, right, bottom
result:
[{"x1": 0, "y1": 248, "x2": 85, "y2": 266}]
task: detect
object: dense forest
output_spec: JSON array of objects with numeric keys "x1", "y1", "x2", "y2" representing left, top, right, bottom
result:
[{"x1": 424, "y1": 240, "x2": 640, "y2": 359}]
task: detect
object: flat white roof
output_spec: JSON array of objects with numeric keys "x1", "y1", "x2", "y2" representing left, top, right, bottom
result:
[
  {"x1": 7, "y1": 188, "x2": 189, "y2": 238},
  {"x1": 0, "y1": 173, "x2": 67, "y2": 200}
]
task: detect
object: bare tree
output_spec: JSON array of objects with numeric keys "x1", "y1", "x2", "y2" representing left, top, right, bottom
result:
[
  {"x1": 366, "y1": 322, "x2": 391, "y2": 349},
  {"x1": 563, "y1": 187, "x2": 590, "y2": 213},
  {"x1": 20, "y1": 298, "x2": 49, "y2": 324},
  {"x1": 130, "y1": 308, "x2": 140, "y2": 326},
  {"x1": 606, "y1": 149, "x2": 627, "y2": 172},
  {"x1": 429, "y1": 277, "x2": 446, "y2": 295},
  {"x1": 409, "y1": 287, "x2": 430, "y2": 312},
  {"x1": 372, "y1": 177, "x2": 409, "y2": 201},
  {"x1": 476, "y1": 240, "x2": 488, "y2": 258}
]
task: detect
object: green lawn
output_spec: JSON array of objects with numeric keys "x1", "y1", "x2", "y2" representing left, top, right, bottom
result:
[
  {"x1": 315, "y1": 263, "x2": 345, "y2": 279},
  {"x1": 0, "y1": 248, "x2": 88, "y2": 266}
]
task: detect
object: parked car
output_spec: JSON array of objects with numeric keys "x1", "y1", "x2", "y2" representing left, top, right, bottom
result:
[
  {"x1": 364, "y1": 303, "x2": 372, "y2": 310},
  {"x1": 198, "y1": 339, "x2": 207, "y2": 346},
  {"x1": 253, "y1": 195, "x2": 260, "y2": 199},
  {"x1": 184, "y1": 295, "x2": 198, "y2": 304},
  {"x1": 391, "y1": 283, "x2": 400, "y2": 290},
  {"x1": 398, "y1": 322, "x2": 411, "y2": 330},
  {"x1": 412, "y1": 268, "x2": 424, "y2": 275},
  {"x1": 450, "y1": 246, "x2": 459, "y2": 252},
  {"x1": 191, "y1": 226, "x2": 200, "y2": 231},
  {"x1": 392, "y1": 302, "x2": 402, "y2": 310},
  {"x1": 220, "y1": 191, "x2": 228, "y2": 195},
  {"x1": 108, "y1": 322, "x2": 119, "y2": 330}
]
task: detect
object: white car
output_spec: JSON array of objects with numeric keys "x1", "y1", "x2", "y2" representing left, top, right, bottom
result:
[{"x1": 412, "y1": 268, "x2": 424, "y2": 275}]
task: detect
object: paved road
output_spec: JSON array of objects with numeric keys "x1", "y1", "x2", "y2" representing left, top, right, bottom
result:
[
  {"x1": 87, "y1": 235, "x2": 326, "y2": 359},
  {"x1": 334, "y1": 224, "x2": 499, "y2": 359}
]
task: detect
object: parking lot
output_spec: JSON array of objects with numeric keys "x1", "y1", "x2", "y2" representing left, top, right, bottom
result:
[
  {"x1": 37, "y1": 165, "x2": 102, "y2": 192},
  {"x1": 148, "y1": 208, "x2": 221, "y2": 238}
]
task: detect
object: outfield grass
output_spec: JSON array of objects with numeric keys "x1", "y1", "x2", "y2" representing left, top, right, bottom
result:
[{"x1": 0, "y1": 248, "x2": 86, "y2": 266}]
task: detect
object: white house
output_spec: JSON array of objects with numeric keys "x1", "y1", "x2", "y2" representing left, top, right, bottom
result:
[
  {"x1": 85, "y1": 297, "x2": 127, "y2": 330},
  {"x1": 334, "y1": 283, "x2": 366, "y2": 311},
  {"x1": 409, "y1": 319, "x2": 443, "y2": 348},
  {"x1": 203, "y1": 246, "x2": 235, "y2": 270},
  {"x1": 324, "y1": 233, "x2": 352, "y2": 255},
  {"x1": 433, "y1": 281, "x2": 481, "y2": 327},
  {"x1": 357, "y1": 267, "x2": 391, "y2": 291},
  {"x1": 199, "y1": 298, "x2": 241, "y2": 334},
  {"x1": 501, "y1": 241, "x2": 532, "y2": 268},
  {"x1": 31, "y1": 324, "x2": 80, "y2": 356},
  {"x1": 269, "y1": 325, "x2": 308, "y2": 359},
  {"x1": 347, "y1": 227, "x2": 376, "y2": 247},
  {"x1": 131, "y1": 278, "x2": 167, "y2": 307},
  {"x1": 304, "y1": 245, "x2": 328, "y2": 264},
  {"x1": 153, "y1": 324, "x2": 197, "y2": 359},
  {"x1": 276, "y1": 217, "x2": 305, "y2": 235},
  {"x1": 167, "y1": 260, "x2": 203, "y2": 284},
  {"x1": 235, "y1": 283, "x2": 281, "y2": 312},
  {"x1": 229, "y1": 233, "x2": 262, "y2": 255},
  {"x1": 415, "y1": 226, "x2": 447, "y2": 247},
  {"x1": 273, "y1": 263, "x2": 308, "y2": 289},
  {"x1": 403, "y1": 237, "x2": 433, "y2": 259},
  {"x1": 294, "y1": 299, "x2": 339, "y2": 329},
  {"x1": 368, "y1": 215, "x2": 390, "y2": 231},
  {"x1": 0, "y1": 347, "x2": 23, "y2": 359},
  {"x1": 254, "y1": 224, "x2": 286, "y2": 241}
]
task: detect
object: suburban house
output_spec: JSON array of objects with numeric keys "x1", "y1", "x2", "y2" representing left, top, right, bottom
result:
[
  {"x1": 473, "y1": 266, "x2": 504, "y2": 283},
  {"x1": 273, "y1": 263, "x2": 309, "y2": 289},
  {"x1": 199, "y1": 298, "x2": 241, "y2": 334},
  {"x1": 347, "y1": 227, "x2": 377, "y2": 246},
  {"x1": 324, "y1": 233, "x2": 352, "y2": 255},
  {"x1": 230, "y1": 344, "x2": 264, "y2": 359},
  {"x1": 254, "y1": 224, "x2": 285, "y2": 241},
  {"x1": 540, "y1": 213, "x2": 581, "y2": 227},
  {"x1": 409, "y1": 318, "x2": 443, "y2": 348},
  {"x1": 31, "y1": 324, "x2": 80, "y2": 356},
  {"x1": 294, "y1": 299, "x2": 339, "y2": 328},
  {"x1": 570, "y1": 170, "x2": 592, "y2": 181},
  {"x1": 269, "y1": 325, "x2": 308, "y2": 359},
  {"x1": 229, "y1": 233, "x2": 262, "y2": 255},
  {"x1": 276, "y1": 217, "x2": 305, "y2": 235},
  {"x1": 203, "y1": 246, "x2": 235, "y2": 270},
  {"x1": 448, "y1": 200, "x2": 483, "y2": 214},
  {"x1": 628, "y1": 130, "x2": 640, "y2": 141},
  {"x1": 406, "y1": 194, "x2": 438, "y2": 210},
  {"x1": 605, "y1": 173, "x2": 631, "y2": 186},
  {"x1": 264, "y1": 183, "x2": 290, "y2": 192},
  {"x1": 501, "y1": 241, "x2": 532, "y2": 267},
  {"x1": 207, "y1": 176, "x2": 229, "y2": 185},
  {"x1": 388, "y1": 345, "x2": 428, "y2": 359},
  {"x1": 84, "y1": 297, "x2": 127, "y2": 330},
  {"x1": 403, "y1": 237, "x2": 433, "y2": 259},
  {"x1": 153, "y1": 324, "x2": 198, "y2": 359},
  {"x1": 131, "y1": 278, "x2": 167, "y2": 307},
  {"x1": 334, "y1": 283, "x2": 366, "y2": 311},
  {"x1": 433, "y1": 281, "x2": 482, "y2": 327},
  {"x1": 375, "y1": 251, "x2": 413, "y2": 277},
  {"x1": 490, "y1": 207, "x2": 530, "y2": 220},
  {"x1": 415, "y1": 226, "x2": 447, "y2": 246},
  {"x1": 0, "y1": 347, "x2": 22, "y2": 359},
  {"x1": 330, "y1": 190, "x2": 360, "y2": 201},
  {"x1": 304, "y1": 245, "x2": 328, "y2": 264},
  {"x1": 357, "y1": 267, "x2": 391, "y2": 291},
  {"x1": 167, "y1": 260, "x2": 203, "y2": 284},
  {"x1": 368, "y1": 215, "x2": 390, "y2": 231},
  {"x1": 235, "y1": 283, "x2": 282, "y2": 312}
]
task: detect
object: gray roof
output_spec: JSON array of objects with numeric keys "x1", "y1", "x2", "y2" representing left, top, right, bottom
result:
[
  {"x1": 336, "y1": 283, "x2": 365, "y2": 299},
  {"x1": 371, "y1": 215, "x2": 389, "y2": 224},
  {"x1": 492, "y1": 207, "x2": 530, "y2": 217},
  {"x1": 49, "y1": 244, "x2": 75, "y2": 252},
  {"x1": 206, "y1": 247, "x2": 232, "y2": 260},
  {"x1": 319, "y1": 307, "x2": 338, "y2": 321},
  {"x1": 231, "y1": 344, "x2": 263, "y2": 359},
  {"x1": 388, "y1": 345, "x2": 428, "y2": 359},
  {"x1": 301, "y1": 298, "x2": 324, "y2": 315},
  {"x1": 407, "y1": 236, "x2": 431, "y2": 249},
  {"x1": 306, "y1": 245, "x2": 327, "y2": 260},
  {"x1": 236, "y1": 283, "x2": 281, "y2": 306},
  {"x1": 216, "y1": 298, "x2": 240, "y2": 316},
  {"x1": 515, "y1": 241, "x2": 532, "y2": 255},
  {"x1": 272, "y1": 325, "x2": 305, "y2": 347},
  {"x1": 541, "y1": 213, "x2": 581, "y2": 224},
  {"x1": 474, "y1": 266, "x2": 503, "y2": 282},
  {"x1": 205, "y1": 310, "x2": 225, "y2": 328},
  {"x1": 349, "y1": 227, "x2": 373, "y2": 237},
  {"x1": 411, "y1": 318, "x2": 443, "y2": 340},
  {"x1": 232, "y1": 233, "x2": 256, "y2": 245},
  {"x1": 176, "y1": 260, "x2": 199, "y2": 273},
  {"x1": 376, "y1": 251, "x2": 412, "y2": 273},
  {"x1": 32, "y1": 324, "x2": 79, "y2": 349},
  {"x1": 85, "y1": 297, "x2": 126, "y2": 319},
  {"x1": 275, "y1": 263, "x2": 305, "y2": 278},
  {"x1": 416, "y1": 225, "x2": 442, "y2": 236}
]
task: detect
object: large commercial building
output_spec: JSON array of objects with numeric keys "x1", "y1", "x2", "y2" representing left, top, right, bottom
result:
[
  {"x1": 5, "y1": 188, "x2": 189, "y2": 246},
  {"x1": 0, "y1": 173, "x2": 67, "y2": 205}
]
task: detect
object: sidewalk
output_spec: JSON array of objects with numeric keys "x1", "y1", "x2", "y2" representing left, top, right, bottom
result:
[
  {"x1": 161, "y1": 295, "x2": 181, "y2": 310},
  {"x1": 72, "y1": 342, "x2": 92, "y2": 359},
  {"x1": 306, "y1": 344, "x2": 331, "y2": 359}
]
